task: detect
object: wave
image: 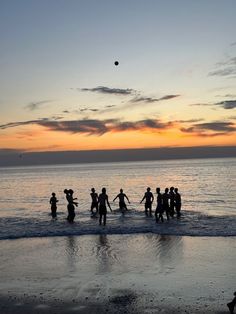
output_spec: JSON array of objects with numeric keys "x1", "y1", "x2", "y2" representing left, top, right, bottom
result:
[{"x1": 0, "y1": 210, "x2": 235, "y2": 240}]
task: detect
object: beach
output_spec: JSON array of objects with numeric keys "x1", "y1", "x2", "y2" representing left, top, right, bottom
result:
[
  {"x1": 0, "y1": 159, "x2": 235, "y2": 313},
  {"x1": 0, "y1": 234, "x2": 235, "y2": 314}
]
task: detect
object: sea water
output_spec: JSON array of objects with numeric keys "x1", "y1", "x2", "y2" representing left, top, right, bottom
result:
[{"x1": 0, "y1": 158, "x2": 235, "y2": 239}]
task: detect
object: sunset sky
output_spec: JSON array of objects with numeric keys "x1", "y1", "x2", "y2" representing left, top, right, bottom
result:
[{"x1": 1, "y1": 0, "x2": 236, "y2": 153}]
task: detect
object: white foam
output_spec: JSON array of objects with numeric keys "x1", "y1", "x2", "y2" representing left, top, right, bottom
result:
[{"x1": 0, "y1": 210, "x2": 235, "y2": 240}]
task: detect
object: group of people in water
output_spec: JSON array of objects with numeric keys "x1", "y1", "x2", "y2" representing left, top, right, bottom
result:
[{"x1": 50, "y1": 186, "x2": 182, "y2": 226}]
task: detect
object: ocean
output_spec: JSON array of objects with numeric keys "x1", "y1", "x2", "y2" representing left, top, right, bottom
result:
[{"x1": 0, "y1": 158, "x2": 235, "y2": 239}]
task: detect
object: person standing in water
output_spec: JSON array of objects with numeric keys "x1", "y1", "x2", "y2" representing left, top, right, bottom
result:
[
  {"x1": 64, "y1": 189, "x2": 78, "y2": 223},
  {"x1": 155, "y1": 187, "x2": 164, "y2": 223},
  {"x1": 140, "y1": 187, "x2": 154, "y2": 217},
  {"x1": 162, "y1": 188, "x2": 170, "y2": 220},
  {"x1": 98, "y1": 187, "x2": 112, "y2": 226},
  {"x1": 49, "y1": 192, "x2": 58, "y2": 219},
  {"x1": 113, "y1": 189, "x2": 130, "y2": 213},
  {"x1": 169, "y1": 186, "x2": 175, "y2": 217},
  {"x1": 90, "y1": 188, "x2": 98, "y2": 217},
  {"x1": 174, "y1": 187, "x2": 182, "y2": 218}
]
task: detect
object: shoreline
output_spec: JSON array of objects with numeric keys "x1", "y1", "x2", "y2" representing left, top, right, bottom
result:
[{"x1": 0, "y1": 210, "x2": 236, "y2": 240}]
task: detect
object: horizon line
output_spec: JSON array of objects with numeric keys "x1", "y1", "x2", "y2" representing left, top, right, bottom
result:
[{"x1": 0, "y1": 145, "x2": 236, "y2": 167}]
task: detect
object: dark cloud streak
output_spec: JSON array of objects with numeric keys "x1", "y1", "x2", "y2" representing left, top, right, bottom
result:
[
  {"x1": 79, "y1": 86, "x2": 135, "y2": 95},
  {"x1": 209, "y1": 56, "x2": 236, "y2": 77},
  {"x1": 25, "y1": 100, "x2": 52, "y2": 111},
  {"x1": 181, "y1": 121, "x2": 236, "y2": 137},
  {"x1": 131, "y1": 94, "x2": 180, "y2": 103},
  {"x1": 0, "y1": 118, "x2": 174, "y2": 136}
]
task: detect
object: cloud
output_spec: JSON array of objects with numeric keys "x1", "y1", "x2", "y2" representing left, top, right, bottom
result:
[
  {"x1": 215, "y1": 100, "x2": 236, "y2": 109},
  {"x1": 209, "y1": 56, "x2": 236, "y2": 77},
  {"x1": 111, "y1": 119, "x2": 174, "y2": 132},
  {"x1": 131, "y1": 94, "x2": 180, "y2": 103},
  {"x1": 0, "y1": 118, "x2": 174, "y2": 136},
  {"x1": 215, "y1": 94, "x2": 236, "y2": 98},
  {"x1": 209, "y1": 68, "x2": 236, "y2": 77},
  {"x1": 0, "y1": 120, "x2": 39, "y2": 130},
  {"x1": 190, "y1": 100, "x2": 236, "y2": 110},
  {"x1": 79, "y1": 86, "x2": 135, "y2": 95},
  {"x1": 25, "y1": 100, "x2": 52, "y2": 111},
  {"x1": 181, "y1": 121, "x2": 236, "y2": 137},
  {"x1": 79, "y1": 108, "x2": 99, "y2": 112},
  {"x1": 38, "y1": 119, "x2": 112, "y2": 135},
  {"x1": 174, "y1": 119, "x2": 204, "y2": 123}
]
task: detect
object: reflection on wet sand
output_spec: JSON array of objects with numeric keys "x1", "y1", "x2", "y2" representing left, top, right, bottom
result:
[
  {"x1": 156, "y1": 235, "x2": 184, "y2": 272},
  {"x1": 65, "y1": 236, "x2": 79, "y2": 271},
  {"x1": 96, "y1": 234, "x2": 112, "y2": 273}
]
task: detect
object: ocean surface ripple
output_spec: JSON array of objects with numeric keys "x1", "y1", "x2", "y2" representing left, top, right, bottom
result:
[{"x1": 0, "y1": 210, "x2": 235, "y2": 240}]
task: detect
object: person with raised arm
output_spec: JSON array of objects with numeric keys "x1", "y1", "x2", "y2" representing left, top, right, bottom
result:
[
  {"x1": 113, "y1": 188, "x2": 130, "y2": 213},
  {"x1": 64, "y1": 189, "x2": 78, "y2": 223}
]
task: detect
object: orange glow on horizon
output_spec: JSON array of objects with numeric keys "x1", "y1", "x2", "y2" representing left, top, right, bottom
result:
[{"x1": 0, "y1": 124, "x2": 235, "y2": 152}]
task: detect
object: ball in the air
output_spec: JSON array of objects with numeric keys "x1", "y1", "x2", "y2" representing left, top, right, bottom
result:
[{"x1": 114, "y1": 61, "x2": 119, "y2": 66}]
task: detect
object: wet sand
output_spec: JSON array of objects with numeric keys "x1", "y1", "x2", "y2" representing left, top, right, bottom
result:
[{"x1": 0, "y1": 235, "x2": 235, "y2": 313}]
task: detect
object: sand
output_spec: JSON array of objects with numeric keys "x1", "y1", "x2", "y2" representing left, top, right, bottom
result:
[{"x1": 0, "y1": 234, "x2": 235, "y2": 314}]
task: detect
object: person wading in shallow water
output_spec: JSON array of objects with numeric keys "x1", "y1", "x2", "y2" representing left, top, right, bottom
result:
[
  {"x1": 155, "y1": 187, "x2": 164, "y2": 223},
  {"x1": 113, "y1": 188, "x2": 130, "y2": 213},
  {"x1": 49, "y1": 192, "x2": 58, "y2": 219},
  {"x1": 64, "y1": 189, "x2": 78, "y2": 223},
  {"x1": 140, "y1": 187, "x2": 154, "y2": 217},
  {"x1": 98, "y1": 187, "x2": 112, "y2": 226},
  {"x1": 169, "y1": 186, "x2": 175, "y2": 217},
  {"x1": 90, "y1": 188, "x2": 98, "y2": 217},
  {"x1": 162, "y1": 188, "x2": 170, "y2": 220},
  {"x1": 174, "y1": 187, "x2": 182, "y2": 218}
]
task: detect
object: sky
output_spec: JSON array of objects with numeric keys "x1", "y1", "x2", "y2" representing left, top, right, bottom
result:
[{"x1": 0, "y1": 0, "x2": 236, "y2": 154}]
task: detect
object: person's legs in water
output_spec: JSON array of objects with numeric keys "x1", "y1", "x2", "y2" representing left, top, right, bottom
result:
[
  {"x1": 169, "y1": 203, "x2": 175, "y2": 217},
  {"x1": 149, "y1": 205, "x2": 152, "y2": 217},
  {"x1": 165, "y1": 207, "x2": 170, "y2": 220},
  {"x1": 155, "y1": 209, "x2": 158, "y2": 222},
  {"x1": 103, "y1": 213, "x2": 106, "y2": 226},
  {"x1": 144, "y1": 203, "x2": 149, "y2": 216},
  {"x1": 176, "y1": 203, "x2": 181, "y2": 218},
  {"x1": 99, "y1": 214, "x2": 102, "y2": 225},
  {"x1": 159, "y1": 211, "x2": 164, "y2": 222}
]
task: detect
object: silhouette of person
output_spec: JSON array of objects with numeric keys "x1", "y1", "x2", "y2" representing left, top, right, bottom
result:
[
  {"x1": 169, "y1": 186, "x2": 175, "y2": 217},
  {"x1": 113, "y1": 188, "x2": 130, "y2": 213},
  {"x1": 162, "y1": 188, "x2": 170, "y2": 220},
  {"x1": 90, "y1": 188, "x2": 98, "y2": 217},
  {"x1": 140, "y1": 187, "x2": 154, "y2": 217},
  {"x1": 227, "y1": 292, "x2": 236, "y2": 314},
  {"x1": 49, "y1": 192, "x2": 58, "y2": 218},
  {"x1": 155, "y1": 187, "x2": 164, "y2": 223},
  {"x1": 64, "y1": 189, "x2": 78, "y2": 223},
  {"x1": 98, "y1": 187, "x2": 112, "y2": 226},
  {"x1": 174, "y1": 187, "x2": 182, "y2": 218}
]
